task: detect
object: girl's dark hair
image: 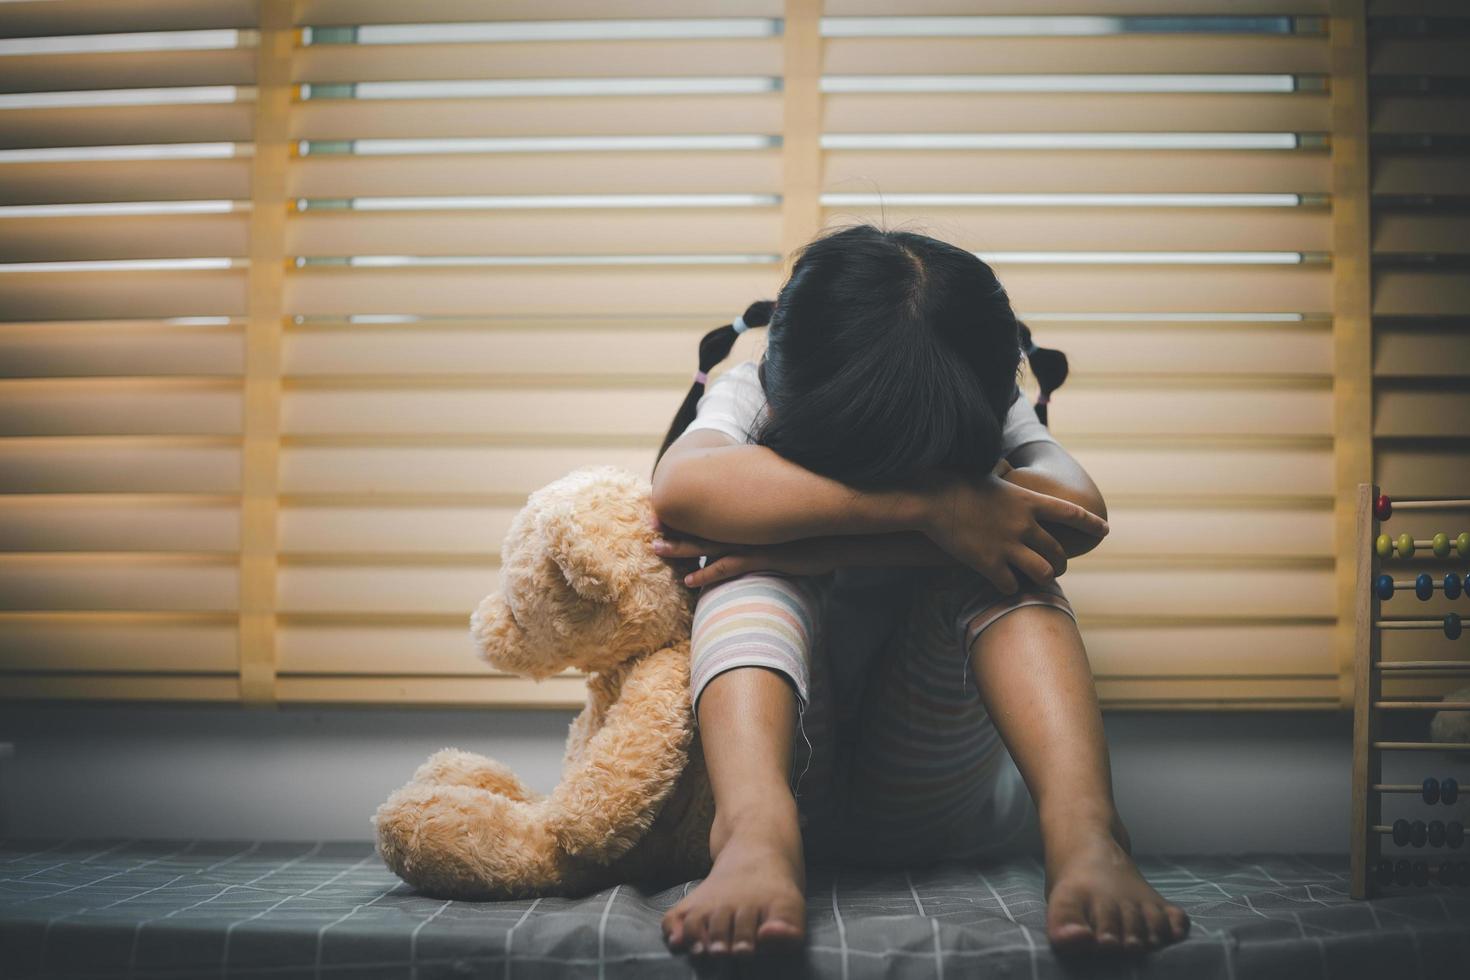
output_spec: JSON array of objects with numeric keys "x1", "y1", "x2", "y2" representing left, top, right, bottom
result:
[
  {"x1": 653, "y1": 299, "x2": 775, "y2": 464},
  {"x1": 654, "y1": 224, "x2": 1067, "y2": 490}
]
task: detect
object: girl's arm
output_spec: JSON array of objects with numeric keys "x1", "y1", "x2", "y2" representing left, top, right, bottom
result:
[
  {"x1": 653, "y1": 427, "x2": 1108, "y2": 593},
  {"x1": 651, "y1": 428, "x2": 928, "y2": 545},
  {"x1": 657, "y1": 456, "x2": 1109, "y2": 589}
]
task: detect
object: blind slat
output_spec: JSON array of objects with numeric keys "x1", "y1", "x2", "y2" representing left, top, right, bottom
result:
[
  {"x1": 293, "y1": 151, "x2": 783, "y2": 198},
  {"x1": 824, "y1": 36, "x2": 1330, "y2": 75},
  {"x1": 825, "y1": 92, "x2": 1330, "y2": 134},
  {"x1": 0, "y1": 496, "x2": 238, "y2": 552},
  {"x1": 0, "y1": 104, "x2": 254, "y2": 150},
  {"x1": 296, "y1": 39, "x2": 783, "y2": 82},
  {"x1": 0, "y1": 214, "x2": 249, "y2": 263},
  {"x1": 826, "y1": 149, "x2": 1331, "y2": 194},
  {"x1": 0, "y1": 323, "x2": 243, "y2": 378},
  {"x1": 283, "y1": 265, "x2": 1331, "y2": 316},
  {"x1": 0, "y1": 613, "x2": 236, "y2": 672},
  {"x1": 0, "y1": 160, "x2": 252, "y2": 207},
  {"x1": 0, "y1": 270, "x2": 248, "y2": 321}
]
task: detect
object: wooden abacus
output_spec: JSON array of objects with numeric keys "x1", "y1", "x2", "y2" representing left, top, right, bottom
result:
[{"x1": 1351, "y1": 484, "x2": 1470, "y2": 899}]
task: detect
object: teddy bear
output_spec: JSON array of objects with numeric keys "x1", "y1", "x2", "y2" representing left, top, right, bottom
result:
[{"x1": 371, "y1": 464, "x2": 715, "y2": 900}]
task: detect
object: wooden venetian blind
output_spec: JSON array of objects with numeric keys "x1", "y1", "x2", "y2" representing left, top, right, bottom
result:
[
  {"x1": 1364, "y1": 0, "x2": 1470, "y2": 699},
  {"x1": 0, "y1": 0, "x2": 260, "y2": 701},
  {"x1": 821, "y1": 1, "x2": 1341, "y2": 709},
  {"x1": 0, "y1": 0, "x2": 1385, "y2": 711}
]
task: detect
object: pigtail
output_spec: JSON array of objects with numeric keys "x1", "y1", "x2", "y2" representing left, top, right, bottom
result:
[
  {"x1": 1017, "y1": 320, "x2": 1069, "y2": 427},
  {"x1": 653, "y1": 299, "x2": 775, "y2": 472}
]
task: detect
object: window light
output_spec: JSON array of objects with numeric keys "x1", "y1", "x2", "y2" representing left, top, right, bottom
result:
[
  {"x1": 0, "y1": 258, "x2": 241, "y2": 273},
  {"x1": 822, "y1": 133, "x2": 1305, "y2": 150},
  {"x1": 0, "y1": 30, "x2": 251, "y2": 56},
  {"x1": 0, "y1": 201, "x2": 239, "y2": 218},
  {"x1": 301, "y1": 19, "x2": 781, "y2": 45},
  {"x1": 0, "y1": 87, "x2": 246, "y2": 110},
  {"x1": 297, "y1": 135, "x2": 778, "y2": 156},
  {"x1": 294, "y1": 254, "x2": 779, "y2": 268},
  {"x1": 296, "y1": 194, "x2": 779, "y2": 211},
  {"x1": 823, "y1": 193, "x2": 1307, "y2": 207},
  {"x1": 820, "y1": 16, "x2": 1309, "y2": 37},
  {"x1": 821, "y1": 75, "x2": 1302, "y2": 94},
  {"x1": 298, "y1": 78, "x2": 778, "y2": 100},
  {"x1": 0, "y1": 143, "x2": 245, "y2": 163}
]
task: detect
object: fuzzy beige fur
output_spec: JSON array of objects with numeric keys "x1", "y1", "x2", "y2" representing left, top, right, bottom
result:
[{"x1": 372, "y1": 465, "x2": 714, "y2": 899}]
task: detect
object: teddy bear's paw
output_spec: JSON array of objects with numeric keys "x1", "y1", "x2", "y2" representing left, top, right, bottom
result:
[
  {"x1": 373, "y1": 781, "x2": 566, "y2": 900},
  {"x1": 411, "y1": 747, "x2": 541, "y2": 801}
]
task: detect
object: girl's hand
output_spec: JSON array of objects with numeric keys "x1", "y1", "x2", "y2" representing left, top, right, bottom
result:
[
  {"x1": 918, "y1": 470, "x2": 1109, "y2": 594},
  {"x1": 649, "y1": 527, "x2": 837, "y2": 589}
]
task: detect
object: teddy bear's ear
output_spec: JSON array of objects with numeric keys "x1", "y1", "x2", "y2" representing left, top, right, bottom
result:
[{"x1": 536, "y1": 496, "x2": 634, "y2": 604}]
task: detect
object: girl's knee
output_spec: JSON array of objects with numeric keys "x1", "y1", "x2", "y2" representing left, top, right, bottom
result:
[{"x1": 689, "y1": 571, "x2": 824, "y2": 709}]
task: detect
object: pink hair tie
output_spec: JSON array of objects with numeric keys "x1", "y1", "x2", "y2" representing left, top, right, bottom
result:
[{"x1": 693, "y1": 369, "x2": 709, "y2": 385}]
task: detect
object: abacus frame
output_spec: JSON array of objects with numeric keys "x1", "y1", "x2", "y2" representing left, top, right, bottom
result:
[{"x1": 1351, "y1": 483, "x2": 1470, "y2": 899}]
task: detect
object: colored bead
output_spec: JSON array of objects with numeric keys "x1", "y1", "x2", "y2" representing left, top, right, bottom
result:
[
  {"x1": 1449, "y1": 821, "x2": 1465, "y2": 848},
  {"x1": 1440, "y1": 860, "x2": 1457, "y2": 886},
  {"x1": 1447, "y1": 573, "x2": 1464, "y2": 601},
  {"x1": 1412, "y1": 819, "x2": 1429, "y2": 847},
  {"x1": 1434, "y1": 532, "x2": 1452, "y2": 558},
  {"x1": 1413, "y1": 860, "x2": 1430, "y2": 886},
  {"x1": 1430, "y1": 820, "x2": 1447, "y2": 848},
  {"x1": 1459, "y1": 532, "x2": 1470, "y2": 558},
  {"x1": 1394, "y1": 818, "x2": 1411, "y2": 846},
  {"x1": 1447, "y1": 613, "x2": 1463, "y2": 641},
  {"x1": 1377, "y1": 574, "x2": 1396, "y2": 601},
  {"x1": 1376, "y1": 534, "x2": 1393, "y2": 559},
  {"x1": 1459, "y1": 861, "x2": 1470, "y2": 887},
  {"x1": 1376, "y1": 858, "x2": 1395, "y2": 886},
  {"x1": 1396, "y1": 858, "x2": 1413, "y2": 885},
  {"x1": 1424, "y1": 777, "x2": 1441, "y2": 805},
  {"x1": 1375, "y1": 493, "x2": 1392, "y2": 521},
  {"x1": 1397, "y1": 533, "x2": 1415, "y2": 558},
  {"x1": 1417, "y1": 573, "x2": 1434, "y2": 601},
  {"x1": 1444, "y1": 778, "x2": 1459, "y2": 805}
]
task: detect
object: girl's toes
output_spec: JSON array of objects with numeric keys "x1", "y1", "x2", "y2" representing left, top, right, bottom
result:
[
  {"x1": 662, "y1": 908, "x2": 688, "y2": 949},
  {"x1": 685, "y1": 911, "x2": 710, "y2": 954},
  {"x1": 1119, "y1": 904, "x2": 1147, "y2": 952},
  {"x1": 1143, "y1": 904, "x2": 1170, "y2": 948},
  {"x1": 730, "y1": 907, "x2": 759, "y2": 955},
  {"x1": 1090, "y1": 899, "x2": 1123, "y2": 950},
  {"x1": 1045, "y1": 895, "x2": 1095, "y2": 950},
  {"x1": 1166, "y1": 904, "x2": 1191, "y2": 940},
  {"x1": 704, "y1": 908, "x2": 734, "y2": 955}
]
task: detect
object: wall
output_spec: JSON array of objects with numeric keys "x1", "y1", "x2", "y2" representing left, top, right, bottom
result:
[{"x1": 0, "y1": 706, "x2": 1354, "y2": 855}]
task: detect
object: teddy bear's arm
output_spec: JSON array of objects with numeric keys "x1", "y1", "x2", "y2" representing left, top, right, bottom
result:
[{"x1": 545, "y1": 641, "x2": 694, "y2": 863}]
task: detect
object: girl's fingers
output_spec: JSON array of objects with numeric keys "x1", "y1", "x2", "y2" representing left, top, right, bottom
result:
[
  {"x1": 683, "y1": 555, "x2": 747, "y2": 588},
  {"x1": 1010, "y1": 547, "x2": 1058, "y2": 588},
  {"x1": 1030, "y1": 494, "x2": 1109, "y2": 538},
  {"x1": 1024, "y1": 525, "x2": 1068, "y2": 577},
  {"x1": 652, "y1": 534, "x2": 738, "y2": 558}
]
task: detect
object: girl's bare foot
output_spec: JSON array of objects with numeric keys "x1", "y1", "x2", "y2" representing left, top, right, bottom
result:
[
  {"x1": 1041, "y1": 814, "x2": 1191, "y2": 955},
  {"x1": 662, "y1": 799, "x2": 807, "y2": 957}
]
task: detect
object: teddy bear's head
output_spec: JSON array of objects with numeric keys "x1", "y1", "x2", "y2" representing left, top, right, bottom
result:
[{"x1": 470, "y1": 465, "x2": 695, "y2": 679}]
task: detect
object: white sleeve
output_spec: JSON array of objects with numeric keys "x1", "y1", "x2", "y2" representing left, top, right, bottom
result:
[
  {"x1": 1001, "y1": 388, "x2": 1059, "y2": 454},
  {"x1": 680, "y1": 359, "x2": 767, "y2": 445}
]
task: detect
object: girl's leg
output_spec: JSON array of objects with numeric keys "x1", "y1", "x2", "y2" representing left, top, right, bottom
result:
[
  {"x1": 966, "y1": 600, "x2": 1192, "y2": 954},
  {"x1": 661, "y1": 573, "x2": 830, "y2": 958}
]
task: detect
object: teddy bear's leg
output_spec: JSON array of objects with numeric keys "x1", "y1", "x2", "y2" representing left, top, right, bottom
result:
[
  {"x1": 410, "y1": 747, "x2": 542, "y2": 802},
  {"x1": 373, "y1": 782, "x2": 584, "y2": 899}
]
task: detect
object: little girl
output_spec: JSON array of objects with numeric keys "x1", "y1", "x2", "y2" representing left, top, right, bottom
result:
[{"x1": 648, "y1": 224, "x2": 1190, "y2": 959}]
